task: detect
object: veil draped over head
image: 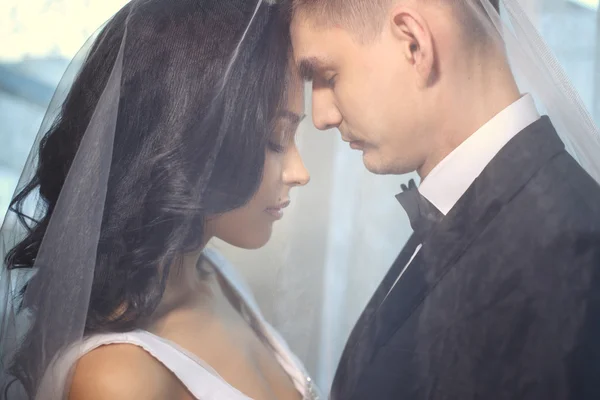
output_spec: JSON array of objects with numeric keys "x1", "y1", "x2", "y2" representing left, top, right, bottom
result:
[
  {"x1": 1, "y1": 0, "x2": 600, "y2": 398},
  {"x1": 0, "y1": 0, "x2": 295, "y2": 398},
  {"x1": 475, "y1": 0, "x2": 600, "y2": 180}
]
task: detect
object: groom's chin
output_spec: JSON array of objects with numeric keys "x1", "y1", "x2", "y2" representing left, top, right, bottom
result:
[
  {"x1": 362, "y1": 153, "x2": 395, "y2": 175},
  {"x1": 362, "y1": 152, "x2": 418, "y2": 176}
]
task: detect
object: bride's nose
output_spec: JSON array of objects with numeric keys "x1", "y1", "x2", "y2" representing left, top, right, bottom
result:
[{"x1": 282, "y1": 146, "x2": 310, "y2": 187}]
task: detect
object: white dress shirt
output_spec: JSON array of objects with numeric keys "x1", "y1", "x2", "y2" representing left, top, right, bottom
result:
[{"x1": 384, "y1": 94, "x2": 541, "y2": 300}]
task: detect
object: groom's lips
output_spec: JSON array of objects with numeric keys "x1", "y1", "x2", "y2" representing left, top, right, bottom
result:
[
  {"x1": 342, "y1": 135, "x2": 364, "y2": 150},
  {"x1": 349, "y1": 140, "x2": 365, "y2": 150}
]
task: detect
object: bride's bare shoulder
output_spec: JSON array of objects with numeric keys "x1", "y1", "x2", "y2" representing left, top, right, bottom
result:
[{"x1": 68, "y1": 343, "x2": 183, "y2": 400}]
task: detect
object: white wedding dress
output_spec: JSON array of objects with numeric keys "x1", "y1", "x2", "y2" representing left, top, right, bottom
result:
[{"x1": 36, "y1": 249, "x2": 320, "y2": 400}]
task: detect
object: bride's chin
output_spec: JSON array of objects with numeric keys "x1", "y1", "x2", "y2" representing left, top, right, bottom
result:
[{"x1": 222, "y1": 225, "x2": 273, "y2": 250}]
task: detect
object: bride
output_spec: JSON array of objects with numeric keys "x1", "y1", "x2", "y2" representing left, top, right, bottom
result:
[{"x1": 0, "y1": 0, "x2": 319, "y2": 399}]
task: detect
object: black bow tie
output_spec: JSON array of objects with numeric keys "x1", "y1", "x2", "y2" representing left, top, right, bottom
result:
[{"x1": 395, "y1": 179, "x2": 444, "y2": 242}]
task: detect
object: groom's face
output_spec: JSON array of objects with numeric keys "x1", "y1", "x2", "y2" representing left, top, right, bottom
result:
[{"x1": 290, "y1": 10, "x2": 434, "y2": 175}]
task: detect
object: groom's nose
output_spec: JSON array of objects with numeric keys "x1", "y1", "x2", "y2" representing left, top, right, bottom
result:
[{"x1": 312, "y1": 86, "x2": 342, "y2": 131}]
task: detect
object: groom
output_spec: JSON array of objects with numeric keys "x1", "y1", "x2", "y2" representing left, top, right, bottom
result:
[{"x1": 289, "y1": 0, "x2": 600, "y2": 399}]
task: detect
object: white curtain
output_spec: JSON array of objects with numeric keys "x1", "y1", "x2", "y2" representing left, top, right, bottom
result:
[{"x1": 0, "y1": 0, "x2": 129, "y2": 62}]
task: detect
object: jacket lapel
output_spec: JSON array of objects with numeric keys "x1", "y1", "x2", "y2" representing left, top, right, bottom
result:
[
  {"x1": 331, "y1": 117, "x2": 566, "y2": 399},
  {"x1": 371, "y1": 116, "x2": 566, "y2": 352},
  {"x1": 330, "y1": 234, "x2": 421, "y2": 399}
]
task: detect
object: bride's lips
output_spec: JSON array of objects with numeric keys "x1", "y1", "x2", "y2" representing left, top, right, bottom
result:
[{"x1": 265, "y1": 200, "x2": 290, "y2": 220}]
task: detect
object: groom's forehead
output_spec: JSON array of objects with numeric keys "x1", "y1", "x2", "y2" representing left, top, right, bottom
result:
[
  {"x1": 291, "y1": 23, "x2": 351, "y2": 79},
  {"x1": 290, "y1": 0, "x2": 390, "y2": 29}
]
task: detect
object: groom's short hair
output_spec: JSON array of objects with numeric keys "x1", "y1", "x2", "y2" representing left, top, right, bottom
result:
[{"x1": 291, "y1": 0, "x2": 501, "y2": 43}]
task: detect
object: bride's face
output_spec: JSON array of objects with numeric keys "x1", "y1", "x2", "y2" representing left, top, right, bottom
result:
[{"x1": 205, "y1": 73, "x2": 310, "y2": 249}]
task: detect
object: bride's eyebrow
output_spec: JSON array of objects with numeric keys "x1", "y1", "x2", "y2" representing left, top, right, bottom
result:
[
  {"x1": 274, "y1": 111, "x2": 306, "y2": 142},
  {"x1": 277, "y1": 110, "x2": 306, "y2": 125}
]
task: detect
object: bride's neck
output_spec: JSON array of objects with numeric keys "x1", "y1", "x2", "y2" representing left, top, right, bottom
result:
[
  {"x1": 108, "y1": 242, "x2": 218, "y2": 326},
  {"x1": 150, "y1": 244, "x2": 214, "y2": 316},
  {"x1": 161, "y1": 230, "x2": 214, "y2": 300},
  {"x1": 148, "y1": 246, "x2": 241, "y2": 336}
]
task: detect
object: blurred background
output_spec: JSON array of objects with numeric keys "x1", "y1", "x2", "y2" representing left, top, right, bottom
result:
[{"x1": 1, "y1": 0, "x2": 598, "y2": 393}]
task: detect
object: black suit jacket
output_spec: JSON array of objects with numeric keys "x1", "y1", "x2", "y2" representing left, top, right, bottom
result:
[{"x1": 331, "y1": 117, "x2": 600, "y2": 400}]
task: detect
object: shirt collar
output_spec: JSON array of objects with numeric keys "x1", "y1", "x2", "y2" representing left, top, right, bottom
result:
[{"x1": 418, "y1": 94, "x2": 540, "y2": 215}]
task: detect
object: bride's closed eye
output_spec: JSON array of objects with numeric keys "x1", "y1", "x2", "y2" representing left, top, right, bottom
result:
[
  {"x1": 268, "y1": 127, "x2": 298, "y2": 153},
  {"x1": 268, "y1": 111, "x2": 305, "y2": 153}
]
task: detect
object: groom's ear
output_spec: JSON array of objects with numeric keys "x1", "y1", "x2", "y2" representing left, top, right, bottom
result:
[{"x1": 388, "y1": 5, "x2": 436, "y2": 88}]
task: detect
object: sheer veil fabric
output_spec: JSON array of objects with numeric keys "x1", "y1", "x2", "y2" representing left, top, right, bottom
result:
[
  {"x1": 1, "y1": 0, "x2": 599, "y2": 398},
  {"x1": 0, "y1": 0, "x2": 300, "y2": 398}
]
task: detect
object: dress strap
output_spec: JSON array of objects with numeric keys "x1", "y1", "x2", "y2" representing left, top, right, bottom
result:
[{"x1": 52, "y1": 331, "x2": 252, "y2": 400}]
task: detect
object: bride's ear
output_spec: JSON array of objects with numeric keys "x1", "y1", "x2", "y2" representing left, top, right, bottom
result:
[{"x1": 388, "y1": 6, "x2": 436, "y2": 88}]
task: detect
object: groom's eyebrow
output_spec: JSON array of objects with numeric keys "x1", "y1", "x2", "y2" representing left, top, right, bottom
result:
[{"x1": 297, "y1": 57, "x2": 330, "y2": 82}]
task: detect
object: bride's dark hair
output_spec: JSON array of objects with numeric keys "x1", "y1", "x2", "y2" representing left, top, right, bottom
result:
[{"x1": 6, "y1": 0, "x2": 291, "y2": 340}]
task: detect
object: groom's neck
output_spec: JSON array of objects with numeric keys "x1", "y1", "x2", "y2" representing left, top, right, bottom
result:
[{"x1": 418, "y1": 58, "x2": 521, "y2": 179}]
